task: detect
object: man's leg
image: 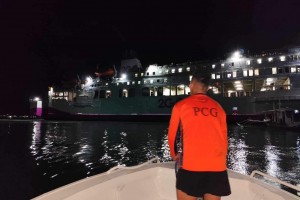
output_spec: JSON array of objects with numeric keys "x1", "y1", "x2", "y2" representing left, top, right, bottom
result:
[
  {"x1": 176, "y1": 189, "x2": 197, "y2": 200},
  {"x1": 204, "y1": 193, "x2": 220, "y2": 200}
]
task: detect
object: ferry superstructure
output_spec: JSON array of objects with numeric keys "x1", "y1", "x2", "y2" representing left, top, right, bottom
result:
[{"x1": 45, "y1": 47, "x2": 300, "y2": 122}]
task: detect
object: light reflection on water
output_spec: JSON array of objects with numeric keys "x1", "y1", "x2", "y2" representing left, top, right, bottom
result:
[{"x1": 0, "y1": 120, "x2": 299, "y2": 199}]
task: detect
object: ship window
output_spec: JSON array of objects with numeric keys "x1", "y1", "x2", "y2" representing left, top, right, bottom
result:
[
  {"x1": 171, "y1": 86, "x2": 176, "y2": 96},
  {"x1": 144, "y1": 80, "x2": 147, "y2": 84},
  {"x1": 216, "y1": 74, "x2": 221, "y2": 79},
  {"x1": 166, "y1": 70, "x2": 169, "y2": 73},
  {"x1": 150, "y1": 80, "x2": 154, "y2": 84},
  {"x1": 278, "y1": 68, "x2": 283, "y2": 74},
  {"x1": 149, "y1": 87, "x2": 157, "y2": 96},
  {"x1": 280, "y1": 56, "x2": 286, "y2": 61},
  {"x1": 272, "y1": 67, "x2": 277, "y2": 74},
  {"x1": 186, "y1": 67, "x2": 190, "y2": 71},
  {"x1": 231, "y1": 62, "x2": 234, "y2": 67},
  {"x1": 142, "y1": 87, "x2": 150, "y2": 96},
  {"x1": 141, "y1": 73, "x2": 144, "y2": 76},
  {"x1": 233, "y1": 71, "x2": 237, "y2": 78},
  {"x1": 94, "y1": 91, "x2": 99, "y2": 99},
  {"x1": 132, "y1": 81, "x2": 135, "y2": 84},
  {"x1": 211, "y1": 74, "x2": 216, "y2": 79},
  {"x1": 127, "y1": 82, "x2": 130, "y2": 85},
  {"x1": 157, "y1": 79, "x2": 160, "y2": 82},
  {"x1": 164, "y1": 78, "x2": 168, "y2": 83},
  {"x1": 116, "y1": 83, "x2": 119, "y2": 86},
  {"x1": 171, "y1": 69, "x2": 175, "y2": 73},
  {"x1": 291, "y1": 67, "x2": 296, "y2": 73},
  {"x1": 138, "y1": 81, "x2": 141, "y2": 84},
  {"x1": 284, "y1": 67, "x2": 290, "y2": 73},
  {"x1": 178, "y1": 68, "x2": 183, "y2": 72},
  {"x1": 212, "y1": 64, "x2": 215, "y2": 69},
  {"x1": 246, "y1": 60, "x2": 250, "y2": 65},
  {"x1": 268, "y1": 57, "x2": 273, "y2": 62},
  {"x1": 227, "y1": 73, "x2": 232, "y2": 78},
  {"x1": 119, "y1": 89, "x2": 128, "y2": 98},
  {"x1": 106, "y1": 91, "x2": 111, "y2": 98},
  {"x1": 177, "y1": 85, "x2": 185, "y2": 95},
  {"x1": 135, "y1": 73, "x2": 138, "y2": 77},
  {"x1": 257, "y1": 58, "x2": 262, "y2": 64},
  {"x1": 285, "y1": 67, "x2": 289, "y2": 73},
  {"x1": 243, "y1": 70, "x2": 248, "y2": 77},
  {"x1": 185, "y1": 85, "x2": 190, "y2": 95},
  {"x1": 99, "y1": 90, "x2": 105, "y2": 98},
  {"x1": 189, "y1": 75, "x2": 192, "y2": 81},
  {"x1": 210, "y1": 86, "x2": 218, "y2": 94},
  {"x1": 254, "y1": 69, "x2": 259, "y2": 76},
  {"x1": 146, "y1": 72, "x2": 149, "y2": 76},
  {"x1": 128, "y1": 88, "x2": 135, "y2": 97},
  {"x1": 221, "y1": 63, "x2": 225, "y2": 67},
  {"x1": 249, "y1": 70, "x2": 253, "y2": 76},
  {"x1": 157, "y1": 87, "x2": 163, "y2": 96},
  {"x1": 163, "y1": 86, "x2": 170, "y2": 96}
]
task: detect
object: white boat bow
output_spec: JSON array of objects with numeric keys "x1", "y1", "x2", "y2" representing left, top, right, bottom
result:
[{"x1": 32, "y1": 157, "x2": 300, "y2": 200}]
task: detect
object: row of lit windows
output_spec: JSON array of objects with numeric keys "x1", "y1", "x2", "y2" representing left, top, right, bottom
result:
[
  {"x1": 92, "y1": 85, "x2": 191, "y2": 99},
  {"x1": 272, "y1": 66, "x2": 300, "y2": 74},
  {"x1": 212, "y1": 69, "x2": 260, "y2": 79},
  {"x1": 88, "y1": 78, "x2": 171, "y2": 88},
  {"x1": 211, "y1": 55, "x2": 299, "y2": 69},
  {"x1": 211, "y1": 66, "x2": 300, "y2": 79},
  {"x1": 141, "y1": 67, "x2": 191, "y2": 77}
]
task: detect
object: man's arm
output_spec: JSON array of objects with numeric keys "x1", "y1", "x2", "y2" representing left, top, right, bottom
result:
[{"x1": 168, "y1": 105, "x2": 180, "y2": 160}]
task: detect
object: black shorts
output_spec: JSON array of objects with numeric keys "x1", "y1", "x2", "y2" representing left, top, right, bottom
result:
[{"x1": 176, "y1": 169, "x2": 231, "y2": 197}]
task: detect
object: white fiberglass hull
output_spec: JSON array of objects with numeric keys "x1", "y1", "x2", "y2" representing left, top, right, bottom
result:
[{"x1": 32, "y1": 159, "x2": 300, "y2": 200}]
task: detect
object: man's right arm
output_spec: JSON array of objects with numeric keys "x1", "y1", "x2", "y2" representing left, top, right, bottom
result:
[{"x1": 168, "y1": 105, "x2": 180, "y2": 160}]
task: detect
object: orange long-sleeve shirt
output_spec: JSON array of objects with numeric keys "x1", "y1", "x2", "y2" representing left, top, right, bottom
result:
[{"x1": 168, "y1": 94, "x2": 228, "y2": 171}]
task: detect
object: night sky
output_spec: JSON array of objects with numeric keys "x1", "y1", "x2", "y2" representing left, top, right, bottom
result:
[{"x1": 1, "y1": 0, "x2": 300, "y2": 114}]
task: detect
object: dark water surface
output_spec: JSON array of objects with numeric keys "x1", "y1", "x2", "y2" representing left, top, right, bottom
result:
[{"x1": 0, "y1": 120, "x2": 299, "y2": 200}]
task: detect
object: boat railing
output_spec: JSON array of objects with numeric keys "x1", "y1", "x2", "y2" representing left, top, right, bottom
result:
[
  {"x1": 106, "y1": 157, "x2": 160, "y2": 174},
  {"x1": 250, "y1": 170, "x2": 300, "y2": 194}
]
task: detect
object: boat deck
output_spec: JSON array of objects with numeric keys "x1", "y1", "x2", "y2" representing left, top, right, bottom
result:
[{"x1": 33, "y1": 161, "x2": 299, "y2": 200}]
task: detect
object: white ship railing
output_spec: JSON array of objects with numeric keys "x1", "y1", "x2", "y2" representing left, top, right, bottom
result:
[{"x1": 250, "y1": 170, "x2": 300, "y2": 194}]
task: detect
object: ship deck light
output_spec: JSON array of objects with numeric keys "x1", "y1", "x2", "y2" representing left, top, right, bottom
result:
[
  {"x1": 232, "y1": 51, "x2": 242, "y2": 62},
  {"x1": 121, "y1": 74, "x2": 127, "y2": 79},
  {"x1": 86, "y1": 77, "x2": 93, "y2": 85}
]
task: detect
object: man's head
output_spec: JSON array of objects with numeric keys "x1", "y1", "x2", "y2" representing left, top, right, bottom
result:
[{"x1": 189, "y1": 72, "x2": 211, "y2": 95}]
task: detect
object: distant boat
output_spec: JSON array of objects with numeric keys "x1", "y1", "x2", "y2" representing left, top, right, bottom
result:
[
  {"x1": 32, "y1": 158, "x2": 300, "y2": 200},
  {"x1": 44, "y1": 46, "x2": 300, "y2": 122}
]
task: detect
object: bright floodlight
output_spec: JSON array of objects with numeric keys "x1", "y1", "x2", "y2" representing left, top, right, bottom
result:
[
  {"x1": 86, "y1": 77, "x2": 93, "y2": 85},
  {"x1": 121, "y1": 74, "x2": 127, "y2": 79},
  {"x1": 34, "y1": 97, "x2": 40, "y2": 101},
  {"x1": 232, "y1": 51, "x2": 241, "y2": 59}
]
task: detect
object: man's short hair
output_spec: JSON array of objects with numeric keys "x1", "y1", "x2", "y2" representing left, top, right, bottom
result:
[{"x1": 192, "y1": 72, "x2": 211, "y2": 86}]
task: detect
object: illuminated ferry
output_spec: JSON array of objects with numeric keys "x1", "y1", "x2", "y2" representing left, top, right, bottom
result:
[{"x1": 45, "y1": 47, "x2": 300, "y2": 124}]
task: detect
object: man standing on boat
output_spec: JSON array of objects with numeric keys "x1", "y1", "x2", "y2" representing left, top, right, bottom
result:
[{"x1": 168, "y1": 72, "x2": 231, "y2": 200}]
